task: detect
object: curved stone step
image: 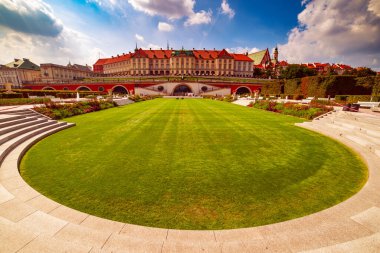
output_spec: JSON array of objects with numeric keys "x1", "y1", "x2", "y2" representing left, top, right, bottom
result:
[
  {"x1": 0, "y1": 115, "x2": 26, "y2": 123},
  {"x1": 0, "y1": 121, "x2": 55, "y2": 146},
  {"x1": 0, "y1": 122, "x2": 68, "y2": 165},
  {"x1": 0, "y1": 117, "x2": 39, "y2": 129},
  {"x1": 0, "y1": 119, "x2": 49, "y2": 136}
]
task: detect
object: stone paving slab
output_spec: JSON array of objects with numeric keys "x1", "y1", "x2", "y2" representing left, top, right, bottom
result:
[
  {"x1": 18, "y1": 210, "x2": 68, "y2": 236},
  {"x1": 102, "y1": 232, "x2": 163, "y2": 252},
  {"x1": 119, "y1": 223, "x2": 168, "y2": 241},
  {"x1": 9, "y1": 184, "x2": 40, "y2": 202},
  {"x1": 301, "y1": 233, "x2": 380, "y2": 253},
  {"x1": 0, "y1": 221, "x2": 38, "y2": 253},
  {"x1": 17, "y1": 235, "x2": 92, "y2": 253},
  {"x1": 54, "y1": 223, "x2": 111, "y2": 249},
  {"x1": 25, "y1": 194, "x2": 61, "y2": 213},
  {"x1": 0, "y1": 198, "x2": 36, "y2": 222},
  {"x1": 80, "y1": 215, "x2": 125, "y2": 234},
  {"x1": 49, "y1": 205, "x2": 89, "y2": 224},
  {"x1": 351, "y1": 207, "x2": 380, "y2": 233},
  {"x1": 162, "y1": 242, "x2": 222, "y2": 253},
  {"x1": 0, "y1": 184, "x2": 14, "y2": 204},
  {"x1": 167, "y1": 229, "x2": 216, "y2": 243}
]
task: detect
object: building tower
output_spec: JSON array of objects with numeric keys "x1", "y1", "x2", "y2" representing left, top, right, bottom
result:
[{"x1": 273, "y1": 46, "x2": 279, "y2": 64}]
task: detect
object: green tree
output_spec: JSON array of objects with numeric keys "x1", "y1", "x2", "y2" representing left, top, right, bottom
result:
[
  {"x1": 253, "y1": 68, "x2": 264, "y2": 78},
  {"x1": 280, "y1": 64, "x2": 317, "y2": 79},
  {"x1": 356, "y1": 67, "x2": 377, "y2": 77}
]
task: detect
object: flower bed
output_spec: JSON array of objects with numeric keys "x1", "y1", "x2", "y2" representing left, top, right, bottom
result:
[
  {"x1": 34, "y1": 100, "x2": 116, "y2": 119},
  {"x1": 249, "y1": 100, "x2": 333, "y2": 119},
  {"x1": 0, "y1": 98, "x2": 51, "y2": 106}
]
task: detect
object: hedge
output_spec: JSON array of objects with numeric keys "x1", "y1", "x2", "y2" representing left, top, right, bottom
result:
[
  {"x1": 0, "y1": 98, "x2": 51, "y2": 106},
  {"x1": 0, "y1": 89, "x2": 107, "y2": 99},
  {"x1": 334, "y1": 95, "x2": 380, "y2": 103},
  {"x1": 276, "y1": 76, "x2": 379, "y2": 98},
  {"x1": 34, "y1": 100, "x2": 116, "y2": 119}
]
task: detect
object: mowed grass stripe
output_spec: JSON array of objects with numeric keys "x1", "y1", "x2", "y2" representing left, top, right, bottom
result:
[{"x1": 20, "y1": 99, "x2": 367, "y2": 229}]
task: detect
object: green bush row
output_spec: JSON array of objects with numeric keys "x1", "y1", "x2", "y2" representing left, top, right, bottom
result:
[
  {"x1": 334, "y1": 95, "x2": 380, "y2": 103},
  {"x1": 261, "y1": 76, "x2": 379, "y2": 98},
  {"x1": 0, "y1": 98, "x2": 51, "y2": 106},
  {"x1": 34, "y1": 100, "x2": 116, "y2": 119},
  {"x1": 249, "y1": 100, "x2": 333, "y2": 119}
]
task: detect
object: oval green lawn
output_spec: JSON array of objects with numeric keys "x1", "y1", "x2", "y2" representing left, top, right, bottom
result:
[{"x1": 20, "y1": 99, "x2": 367, "y2": 229}]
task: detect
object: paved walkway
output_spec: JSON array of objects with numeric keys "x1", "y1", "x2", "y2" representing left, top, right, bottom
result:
[{"x1": 0, "y1": 108, "x2": 380, "y2": 252}]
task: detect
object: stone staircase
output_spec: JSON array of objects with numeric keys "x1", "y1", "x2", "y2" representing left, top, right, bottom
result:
[
  {"x1": 298, "y1": 109, "x2": 380, "y2": 158},
  {"x1": 0, "y1": 108, "x2": 380, "y2": 252}
]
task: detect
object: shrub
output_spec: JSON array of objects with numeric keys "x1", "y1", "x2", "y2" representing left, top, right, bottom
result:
[
  {"x1": 0, "y1": 98, "x2": 50, "y2": 106},
  {"x1": 251, "y1": 100, "x2": 332, "y2": 119},
  {"x1": 34, "y1": 100, "x2": 116, "y2": 119}
]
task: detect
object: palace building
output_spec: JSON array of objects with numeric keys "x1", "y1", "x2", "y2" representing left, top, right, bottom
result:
[{"x1": 93, "y1": 47, "x2": 255, "y2": 77}]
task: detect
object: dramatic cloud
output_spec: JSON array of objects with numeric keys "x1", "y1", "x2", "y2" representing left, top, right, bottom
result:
[
  {"x1": 0, "y1": 29, "x2": 103, "y2": 66},
  {"x1": 128, "y1": 0, "x2": 194, "y2": 19},
  {"x1": 158, "y1": 22, "x2": 174, "y2": 32},
  {"x1": 221, "y1": 0, "x2": 235, "y2": 19},
  {"x1": 226, "y1": 47, "x2": 260, "y2": 54},
  {"x1": 280, "y1": 0, "x2": 380, "y2": 70},
  {"x1": 184, "y1": 10, "x2": 212, "y2": 26},
  {"x1": 0, "y1": 0, "x2": 104, "y2": 66},
  {"x1": 0, "y1": 0, "x2": 63, "y2": 37},
  {"x1": 128, "y1": 0, "x2": 212, "y2": 26},
  {"x1": 135, "y1": 33, "x2": 144, "y2": 42}
]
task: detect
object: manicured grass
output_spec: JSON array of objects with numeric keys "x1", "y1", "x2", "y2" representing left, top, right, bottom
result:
[{"x1": 20, "y1": 99, "x2": 367, "y2": 229}]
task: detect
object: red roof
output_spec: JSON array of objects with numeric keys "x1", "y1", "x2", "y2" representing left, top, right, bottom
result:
[
  {"x1": 193, "y1": 50, "x2": 219, "y2": 60},
  {"x1": 218, "y1": 49, "x2": 233, "y2": 59},
  {"x1": 143, "y1": 49, "x2": 172, "y2": 59},
  {"x1": 231, "y1": 54, "x2": 253, "y2": 62},
  {"x1": 254, "y1": 64, "x2": 265, "y2": 69},
  {"x1": 279, "y1": 61, "x2": 288, "y2": 67},
  {"x1": 96, "y1": 49, "x2": 255, "y2": 66},
  {"x1": 94, "y1": 58, "x2": 109, "y2": 66}
]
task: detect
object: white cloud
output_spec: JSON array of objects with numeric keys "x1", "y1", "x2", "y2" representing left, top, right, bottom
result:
[
  {"x1": 184, "y1": 10, "x2": 212, "y2": 26},
  {"x1": 280, "y1": 0, "x2": 380, "y2": 70},
  {"x1": 0, "y1": 0, "x2": 104, "y2": 66},
  {"x1": 226, "y1": 47, "x2": 260, "y2": 54},
  {"x1": 0, "y1": 0, "x2": 63, "y2": 37},
  {"x1": 135, "y1": 33, "x2": 144, "y2": 42},
  {"x1": 128, "y1": 0, "x2": 194, "y2": 19},
  {"x1": 127, "y1": 0, "x2": 212, "y2": 26},
  {"x1": 221, "y1": 0, "x2": 235, "y2": 19},
  {"x1": 369, "y1": 0, "x2": 380, "y2": 17},
  {"x1": 0, "y1": 28, "x2": 103, "y2": 66},
  {"x1": 158, "y1": 22, "x2": 174, "y2": 32}
]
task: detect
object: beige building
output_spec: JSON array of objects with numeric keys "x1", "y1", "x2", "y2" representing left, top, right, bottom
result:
[
  {"x1": 0, "y1": 58, "x2": 40, "y2": 88},
  {"x1": 40, "y1": 63, "x2": 93, "y2": 82},
  {"x1": 94, "y1": 48, "x2": 254, "y2": 77}
]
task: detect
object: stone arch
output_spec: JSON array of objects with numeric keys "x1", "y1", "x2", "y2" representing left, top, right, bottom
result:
[
  {"x1": 172, "y1": 84, "x2": 192, "y2": 96},
  {"x1": 236, "y1": 86, "x2": 252, "y2": 95},
  {"x1": 112, "y1": 85, "x2": 129, "y2": 95},
  {"x1": 76, "y1": 86, "x2": 92, "y2": 91},
  {"x1": 42, "y1": 86, "x2": 56, "y2": 90}
]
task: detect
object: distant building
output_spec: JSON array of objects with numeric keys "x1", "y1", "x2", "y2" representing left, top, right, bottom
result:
[
  {"x1": 93, "y1": 47, "x2": 254, "y2": 77},
  {"x1": 331, "y1": 64, "x2": 353, "y2": 75},
  {"x1": 40, "y1": 63, "x2": 93, "y2": 82},
  {"x1": 0, "y1": 58, "x2": 40, "y2": 88},
  {"x1": 248, "y1": 49, "x2": 272, "y2": 69}
]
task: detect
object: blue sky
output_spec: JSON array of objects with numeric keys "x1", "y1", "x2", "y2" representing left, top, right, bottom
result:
[
  {"x1": 45, "y1": 0, "x2": 303, "y2": 54},
  {"x1": 0, "y1": 0, "x2": 379, "y2": 70}
]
